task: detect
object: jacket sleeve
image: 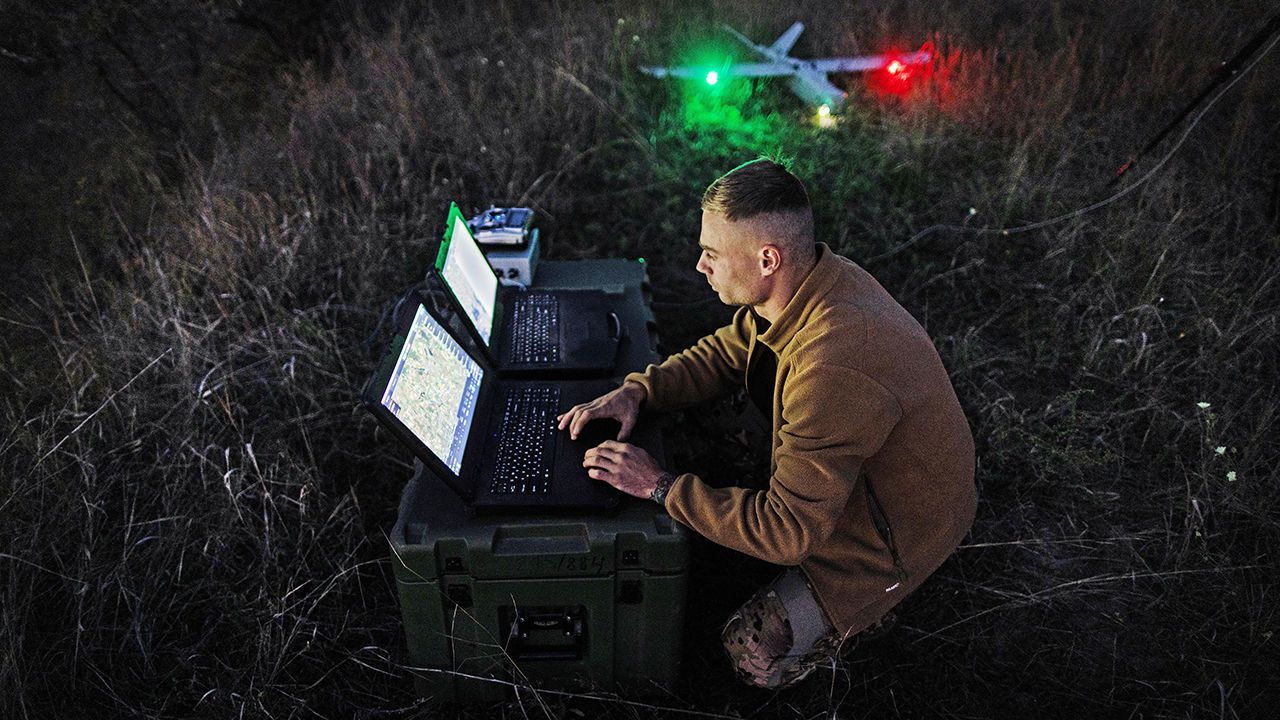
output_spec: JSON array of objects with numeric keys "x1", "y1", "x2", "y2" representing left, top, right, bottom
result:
[
  {"x1": 663, "y1": 363, "x2": 902, "y2": 565},
  {"x1": 623, "y1": 308, "x2": 752, "y2": 413}
]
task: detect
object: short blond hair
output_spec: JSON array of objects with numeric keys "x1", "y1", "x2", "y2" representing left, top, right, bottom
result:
[{"x1": 702, "y1": 158, "x2": 815, "y2": 255}]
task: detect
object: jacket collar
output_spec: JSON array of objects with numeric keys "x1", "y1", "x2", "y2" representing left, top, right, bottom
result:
[{"x1": 757, "y1": 242, "x2": 840, "y2": 353}]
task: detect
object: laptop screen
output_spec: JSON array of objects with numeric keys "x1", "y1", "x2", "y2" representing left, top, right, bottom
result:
[
  {"x1": 379, "y1": 303, "x2": 484, "y2": 475},
  {"x1": 437, "y1": 203, "x2": 499, "y2": 346}
]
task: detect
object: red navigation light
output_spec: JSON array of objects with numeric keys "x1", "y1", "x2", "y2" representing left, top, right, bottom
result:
[{"x1": 867, "y1": 41, "x2": 935, "y2": 99}]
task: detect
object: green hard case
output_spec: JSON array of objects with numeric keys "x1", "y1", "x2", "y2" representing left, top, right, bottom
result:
[
  {"x1": 388, "y1": 259, "x2": 688, "y2": 701},
  {"x1": 391, "y1": 469, "x2": 689, "y2": 701}
]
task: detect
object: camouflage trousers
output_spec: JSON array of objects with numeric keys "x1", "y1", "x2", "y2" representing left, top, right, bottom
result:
[{"x1": 720, "y1": 567, "x2": 846, "y2": 689}]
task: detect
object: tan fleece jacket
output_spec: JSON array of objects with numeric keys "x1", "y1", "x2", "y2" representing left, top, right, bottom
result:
[{"x1": 626, "y1": 243, "x2": 976, "y2": 635}]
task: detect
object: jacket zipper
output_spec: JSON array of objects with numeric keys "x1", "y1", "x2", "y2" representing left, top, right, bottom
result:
[{"x1": 865, "y1": 480, "x2": 909, "y2": 590}]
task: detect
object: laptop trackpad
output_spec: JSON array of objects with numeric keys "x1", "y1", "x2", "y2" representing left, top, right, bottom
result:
[
  {"x1": 560, "y1": 301, "x2": 619, "y2": 364},
  {"x1": 563, "y1": 416, "x2": 661, "y2": 468},
  {"x1": 557, "y1": 418, "x2": 628, "y2": 504},
  {"x1": 572, "y1": 418, "x2": 622, "y2": 447}
]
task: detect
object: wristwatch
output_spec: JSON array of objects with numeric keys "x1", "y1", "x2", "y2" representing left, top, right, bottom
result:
[{"x1": 650, "y1": 472, "x2": 676, "y2": 506}]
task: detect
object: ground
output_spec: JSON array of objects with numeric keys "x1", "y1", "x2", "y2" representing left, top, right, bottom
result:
[{"x1": 1, "y1": 1, "x2": 1278, "y2": 718}]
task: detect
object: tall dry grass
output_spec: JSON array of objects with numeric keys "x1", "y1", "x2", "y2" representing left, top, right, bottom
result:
[{"x1": 2, "y1": 0, "x2": 1278, "y2": 717}]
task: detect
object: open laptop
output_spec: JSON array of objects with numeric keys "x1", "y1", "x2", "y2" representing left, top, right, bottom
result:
[
  {"x1": 432, "y1": 202, "x2": 622, "y2": 376},
  {"x1": 363, "y1": 289, "x2": 660, "y2": 512}
]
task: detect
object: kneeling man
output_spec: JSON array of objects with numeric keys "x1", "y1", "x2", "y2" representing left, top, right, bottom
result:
[{"x1": 558, "y1": 158, "x2": 976, "y2": 689}]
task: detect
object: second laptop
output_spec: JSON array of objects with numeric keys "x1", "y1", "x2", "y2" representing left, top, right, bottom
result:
[{"x1": 431, "y1": 202, "x2": 622, "y2": 376}]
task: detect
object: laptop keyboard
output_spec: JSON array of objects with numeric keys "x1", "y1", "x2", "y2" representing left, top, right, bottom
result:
[
  {"x1": 509, "y1": 293, "x2": 560, "y2": 364},
  {"x1": 489, "y1": 386, "x2": 560, "y2": 494}
]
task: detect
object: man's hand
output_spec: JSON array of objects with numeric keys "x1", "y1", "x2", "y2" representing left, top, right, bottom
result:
[
  {"x1": 582, "y1": 440, "x2": 667, "y2": 500},
  {"x1": 556, "y1": 381, "x2": 646, "y2": 441}
]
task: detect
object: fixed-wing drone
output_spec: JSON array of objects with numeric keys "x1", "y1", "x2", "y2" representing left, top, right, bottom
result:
[{"x1": 641, "y1": 22, "x2": 931, "y2": 112}]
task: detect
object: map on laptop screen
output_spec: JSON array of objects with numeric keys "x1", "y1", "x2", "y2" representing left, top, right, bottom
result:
[{"x1": 380, "y1": 304, "x2": 484, "y2": 474}]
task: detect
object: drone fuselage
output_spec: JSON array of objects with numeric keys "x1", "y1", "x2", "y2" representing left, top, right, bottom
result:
[
  {"x1": 743, "y1": 24, "x2": 850, "y2": 109},
  {"x1": 788, "y1": 71, "x2": 847, "y2": 109}
]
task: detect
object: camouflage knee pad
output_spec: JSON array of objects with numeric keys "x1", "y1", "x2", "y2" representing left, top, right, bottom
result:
[{"x1": 721, "y1": 568, "x2": 843, "y2": 689}]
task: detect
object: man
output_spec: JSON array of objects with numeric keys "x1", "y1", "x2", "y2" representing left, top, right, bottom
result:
[{"x1": 557, "y1": 158, "x2": 976, "y2": 689}]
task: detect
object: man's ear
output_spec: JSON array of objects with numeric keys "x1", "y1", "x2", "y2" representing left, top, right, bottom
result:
[{"x1": 759, "y1": 244, "x2": 782, "y2": 276}]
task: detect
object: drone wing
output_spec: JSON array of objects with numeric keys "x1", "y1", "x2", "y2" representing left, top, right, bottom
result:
[
  {"x1": 808, "y1": 56, "x2": 889, "y2": 73},
  {"x1": 809, "y1": 50, "x2": 931, "y2": 74},
  {"x1": 640, "y1": 62, "x2": 793, "y2": 79},
  {"x1": 724, "y1": 62, "x2": 795, "y2": 77},
  {"x1": 639, "y1": 66, "x2": 702, "y2": 79}
]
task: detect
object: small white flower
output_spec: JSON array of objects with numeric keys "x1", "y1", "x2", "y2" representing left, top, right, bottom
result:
[
  {"x1": 1226, "y1": 471, "x2": 1237, "y2": 482},
  {"x1": 968, "y1": 207, "x2": 977, "y2": 215},
  {"x1": 1215, "y1": 446, "x2": 1226, "y2": 455},
  {"x1": 1197, "y1": 402, "x2": 1211, "y2": 409}
]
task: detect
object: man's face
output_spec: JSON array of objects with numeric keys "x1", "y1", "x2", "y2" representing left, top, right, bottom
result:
[{"x1": 696, "y1": 211, "x2": 767, "y2": 307}]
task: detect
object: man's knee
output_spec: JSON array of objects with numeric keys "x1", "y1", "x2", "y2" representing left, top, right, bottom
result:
[
  {"x1": 720, "y1": 569, "x2": 847, "y2": 689},
  {"x1": 721, "y1": 590, "x2": 795, "y2": 689}
]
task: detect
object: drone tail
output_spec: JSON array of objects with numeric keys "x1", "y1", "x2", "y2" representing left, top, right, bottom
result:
[{"x1": 769, "y1": 22, "x2": 805, "y2": 56}]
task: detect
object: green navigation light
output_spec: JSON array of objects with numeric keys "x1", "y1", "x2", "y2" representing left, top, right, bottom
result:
[{"x1": 705, "y1": 70, "x2": 719, "y2": 85}]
